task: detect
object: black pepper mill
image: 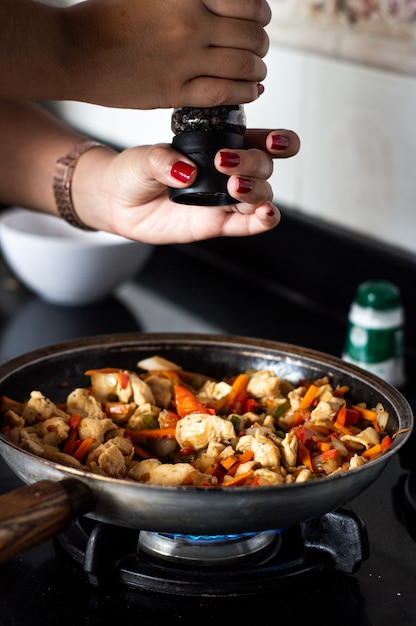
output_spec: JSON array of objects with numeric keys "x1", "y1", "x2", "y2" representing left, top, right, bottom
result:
[{"x1": 168, "y1": 105, "x2": 246, "y2": 206}]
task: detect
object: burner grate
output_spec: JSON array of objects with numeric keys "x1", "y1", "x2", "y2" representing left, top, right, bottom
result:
[{"x1": 55, "y1": 509, "x2": 369, "y2": 596}]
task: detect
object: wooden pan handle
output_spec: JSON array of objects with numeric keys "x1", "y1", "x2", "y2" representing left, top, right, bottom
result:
[{"x1": 0, "y1": 479, "x2": 95, "y2": 564}]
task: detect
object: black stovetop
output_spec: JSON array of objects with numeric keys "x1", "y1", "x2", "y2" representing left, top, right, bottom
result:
[{"x1": 1, "y1": 209, "x2": 416, "y2": 625}]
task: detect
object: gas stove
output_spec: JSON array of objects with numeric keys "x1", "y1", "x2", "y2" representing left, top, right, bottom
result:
[{"x1": 1, "y1": 212, "x2": 416, "y2": 625}]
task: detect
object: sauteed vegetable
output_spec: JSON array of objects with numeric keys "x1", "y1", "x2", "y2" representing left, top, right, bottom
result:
[{"x1": 0, "y1": 355, "x2": 395, "y2": 487}]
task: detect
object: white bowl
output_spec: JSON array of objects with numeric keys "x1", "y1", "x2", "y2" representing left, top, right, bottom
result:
[{"x1": 0, "y1": 208, "x2": 153, "y2": 305}]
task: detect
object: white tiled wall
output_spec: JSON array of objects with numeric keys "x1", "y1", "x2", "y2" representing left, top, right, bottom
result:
[
  {"x1": 247, "y1": 46, "x2": 416, "y2": 258},
  {"x1": 50, "y1": 44, "x2": 416, "y2": 258}
]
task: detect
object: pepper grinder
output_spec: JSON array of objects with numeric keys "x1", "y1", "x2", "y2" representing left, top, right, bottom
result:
[{"x1": 168, "y1": 105, "x2": 246, "y2": 206}]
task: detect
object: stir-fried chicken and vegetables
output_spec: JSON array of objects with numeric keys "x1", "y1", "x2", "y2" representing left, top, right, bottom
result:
[{"x1": 0, "y1": 355, "x2": 396, "y2": 487}]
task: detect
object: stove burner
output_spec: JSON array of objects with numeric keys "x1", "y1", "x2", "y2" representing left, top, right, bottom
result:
[
  {"x1": 55, "y1": 509, "x2": 369, "y2": 597},
  {"x1": 138, "y1": 530, "x2": 278, "y2": 566}
]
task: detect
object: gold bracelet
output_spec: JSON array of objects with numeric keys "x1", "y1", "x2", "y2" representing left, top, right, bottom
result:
[{"x1": 53, "y1": 140, "x2": 105, "y2": 230}]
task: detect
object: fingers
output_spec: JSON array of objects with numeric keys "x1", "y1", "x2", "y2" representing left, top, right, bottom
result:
[
  {"x1": 145, "y1": 127, "x2": 300, "y2": 203},
  {"x1": 179, "y1": 78, "x2": 264, "y2": 108},
  {"x1": 244, "y1": 129, "x2": 301, "y2": 158},
  {"x1": 204, "y1": 0, "x2": 272, "y2": 26},
  {"x1": 206, "y1": 19, "x2": 270, "y2": 58}
]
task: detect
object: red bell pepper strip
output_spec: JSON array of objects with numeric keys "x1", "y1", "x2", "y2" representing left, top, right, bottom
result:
[
  {"x1": 118, "y1": 371, "x2": 129, "y2": 389},
  {"x1": 319, "y1": 448, "x2": 338, "y2": 461},
  {"x1": 294, "y1": 425, "x2": 314, "y2": 447},
  {"x1": 381, "y1": 434, "x2": 393, "y2": 451},
  {"x1": 345, "y1": 408, "x2": 359, "y2": 424},
  {"x1": 174, "y1": 385, "x2": 213, "y2": 418},
  {"x1": 297, "y1": 440, "x2": 314, "y2": 472},
  {"x1": 63, "y1": 413, "x2": 81, "y2": 455}
]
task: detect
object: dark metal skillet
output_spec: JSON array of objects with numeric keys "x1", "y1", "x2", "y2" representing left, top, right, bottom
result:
[{"x1": 0, "y1": 333, "x2": 413, "y2": 564}]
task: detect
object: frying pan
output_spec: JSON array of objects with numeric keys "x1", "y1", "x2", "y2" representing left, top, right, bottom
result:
[{"x1": 0, "y1": 332, "x2": 413, "y2": 564}]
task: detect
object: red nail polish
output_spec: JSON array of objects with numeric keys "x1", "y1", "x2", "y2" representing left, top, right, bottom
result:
[
  {"x1": 171, "y1": 161, "x2": 196, "y2": 183},
  {"x1": 271, "y1": 135, "x2": 290, "y2": 151},
  {"x1": 219, "y1": 151, "x2": 241, "y2": 168},
  {"x1": 257, "y1": 83, "x2": 265, "y2": 96},
  {"x1": 236, "y1": 177, "x2": 253, "y2": 194}
]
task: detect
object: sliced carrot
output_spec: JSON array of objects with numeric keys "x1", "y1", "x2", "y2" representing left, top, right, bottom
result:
[
  {"x1": 133, "y1": 445, "x2": 155, "y2": 459},
  {"x1": 220, "y1": 455, "x2": 238, "y2": 471},
  {"x1": 333, "y1": 385, "x2": 350, "y2": 397},
  {"x1": 351, "y1": 404, "x2": 378, "y2": 421},
  {"x1": 316, "y1": 441, "x2": 331, "y2": 452},
  {"x1": 125, "y1": 428, "x2": 177, "y2": 441},
  {"x1": 221, "y1": 469, "x2": 255, "y2": 487},
  {"x1": 218, "y1": 373, "x2": 249, "y2": 411},
  {"x1": 237, "y1": 449, "x2": 255, "y2": 464},
  {"x1": 299, "y1": 384, "x2": 319, "y2": 409},
  {"x1": 362, "y1": 443, "x2": 382, "y2": 458},
  {"x1": 73, "y1": 437, "x2": 96, "y2": 462},
  {"x1": 85, "y1": 367, "x2": 120, "y2": 375},
  {"x1": 291, "y1": 409, "x2": 310, "y2": 428},
  {"x1": 333, "y1": 421, "x2": 355, "y2": 436}
]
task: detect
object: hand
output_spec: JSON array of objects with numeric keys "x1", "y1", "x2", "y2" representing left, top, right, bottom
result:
[
  {"x1": 66, "y1": 0, "x2": 272, "y2": 108},
  {"x1": 75, "y1": 129, "x2": 301, "y2": 244}
]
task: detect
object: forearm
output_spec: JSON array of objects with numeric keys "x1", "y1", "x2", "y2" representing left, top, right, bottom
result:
[
  {"x1": 0, "y1": 1, "x2": 74, "y2": 101},
  {"x1": 0, "y1": 100, "x2": 91, "y2": 213}
]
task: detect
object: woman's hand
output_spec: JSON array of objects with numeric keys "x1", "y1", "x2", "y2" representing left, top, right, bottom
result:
[
  {"x1": 75, "y1": 129, "x2": 301, "y2": 244},
  {"x1": 67, "y1": 0, "x2": 272, "y2": 108},
  {"x1": 1, "y1": 0, "x2": 271, "y2": 109}
]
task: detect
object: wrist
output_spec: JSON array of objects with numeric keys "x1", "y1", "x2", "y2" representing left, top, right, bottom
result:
[{"x1": 53, "y1": 141, "x2": 115, "y2": 231}]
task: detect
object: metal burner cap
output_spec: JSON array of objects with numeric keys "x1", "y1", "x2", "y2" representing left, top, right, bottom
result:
[{"x1": 138, "y1": 530, "x2": 278, "y2": 566}]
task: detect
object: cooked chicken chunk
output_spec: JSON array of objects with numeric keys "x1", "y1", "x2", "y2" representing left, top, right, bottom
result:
[
  {"x1": 279, "y1": 430, "x2": 298, "y2": 468},
  {"x1": 22, "y1": 391, "x2": 67, "y2": 424},
  {"x1": 175, "y1": 413, "x2": 236, "y2": 450},
  {"x1": 129, "y1": 373, "x2": 155, "y2": 406},
  {"x1": 246, "y1": 370, "x2": 281, "y2": 399},
  {"x1": 196, "y1": 380, "x2": 231, "y2": 407},
  {"x1": 341, "y1": 426, "x2": 380, "y2": 451},
  {"x1": 144, "y1": 375, "x2": 172, "y2": 408},
  {"x1": 128, "y1": 458, "x2": 217, "y2": 485},
  {"x1": 40, "y1": 417, "x2": 70, "y2": 446},
  {"x1": 252, "y1": 467, "x2": 285, "y2": 485},
  {"x1": 236, "y1": 431, "x2": 281, "y2": 468},
  {"x1": 97, "y1": 445, "x2": 127, "y2": 478},
  {"x1": 78, "y1": 417, "x2": 116, "y2": 443},
  {"x1": 67, "y1": 388, "x2": 107, "y2": 419}
]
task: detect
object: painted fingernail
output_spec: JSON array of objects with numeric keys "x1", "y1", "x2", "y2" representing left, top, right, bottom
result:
[
  {"x1": 219, "y1": 151, "x2": 241, "y2": 168},
  {"x1": 171, "y1": 161, "x2": 196, "y2": 182},
  {"x1": 257, "y1": 83, "x2": 265, "y2": 96},
  {"x1": 237, "y1": 177, "x2": 253, "y2": 194},
  {"x1": 271, "y1": 134, "x2": 290, "y2": 151},
  {"x1": 266, "y1": 203, "x2": 275, "y2": 217}
]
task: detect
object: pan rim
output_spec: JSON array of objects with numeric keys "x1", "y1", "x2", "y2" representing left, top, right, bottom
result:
[{"x1": 0, "y1": 331, "x2": 412, "y2": 494}]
